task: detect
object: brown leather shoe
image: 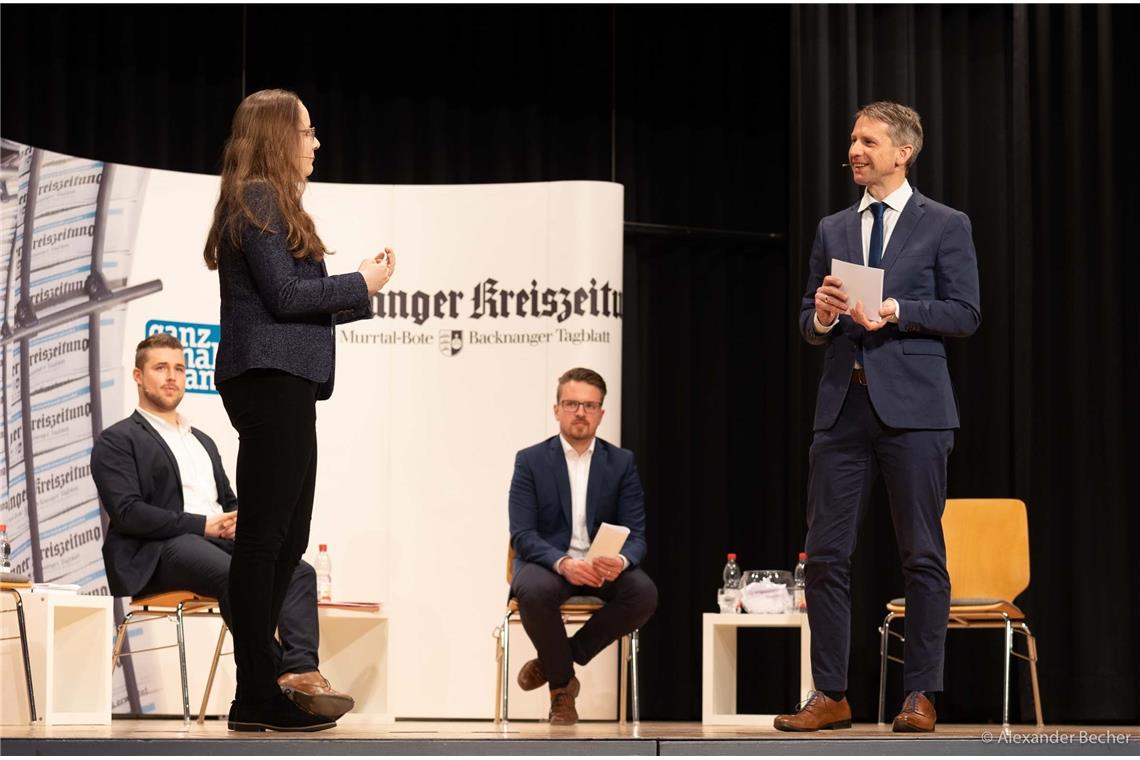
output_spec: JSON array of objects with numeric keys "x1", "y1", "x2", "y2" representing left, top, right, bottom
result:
[
  {"x1": 517, "y1": 658, "x2": 547, "y2": 691},
  {"x1": 773, "y1": 691, "x2": 852, "y2": 731},
  {"x1": 277, "y1": 671, "x2": 355, "y2": 720},
  {"x1": 892, "y1": 691, "x2": 936, "y2": 732},
  {"x1": 548, "y1": 677, "x2": 580, "y2": 725}
]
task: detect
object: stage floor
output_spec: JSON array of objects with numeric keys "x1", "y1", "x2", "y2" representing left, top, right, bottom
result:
[{"x1": 3, "y1": 720, "x2": 1138, "y2": 756}]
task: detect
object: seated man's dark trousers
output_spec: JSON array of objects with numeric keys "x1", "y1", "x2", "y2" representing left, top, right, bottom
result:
[
  {"x1": 137, "y1": 533, "x2": 319, "y2": 676},
  {"x1": 511, "y1": 560, "x2": 657, "y2": 689}
]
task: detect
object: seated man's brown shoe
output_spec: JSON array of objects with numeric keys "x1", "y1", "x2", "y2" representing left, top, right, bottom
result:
[
  {"x1": 548, "y1": 677, "x2": 580, "y2": 725},
  {"x1": 517, "y1": 658, "x2": 548, "y2": 691},
  {"x1": 773, "y1": 690, "x2": 852, "y2": 731},
  {"x1": 892, "y1": 691, "x2": 936, "y2": 733},
  {"x1": 277, "y1": 671, "x2": 355, "y2": 720}
]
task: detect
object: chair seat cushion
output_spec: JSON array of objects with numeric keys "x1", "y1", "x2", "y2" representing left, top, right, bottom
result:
[
  {"x1": 132, "y1": 591, "x2": 219, "y2": 609},
  {"x1": 885, "y1": 597, "x2": 1025, "y2": 619},
  {"x1": 508, "y1": 595, "x2": 605, "y2": 613}
]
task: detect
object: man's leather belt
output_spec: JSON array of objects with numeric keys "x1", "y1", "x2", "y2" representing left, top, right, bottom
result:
[{"x1": 851, "y1": 368, "x2": 867, "y2": 385}]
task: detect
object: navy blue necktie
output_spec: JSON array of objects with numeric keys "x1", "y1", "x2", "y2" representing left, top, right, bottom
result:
[
  {"x1": 868, "y1": 201, "x2": 886, "y2": 269},
  {"x1": 856, "y1": 202, "x2": 887, "y2": 366}
]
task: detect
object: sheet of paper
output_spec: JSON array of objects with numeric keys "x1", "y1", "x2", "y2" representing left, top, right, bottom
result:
[
  {"x1": 585, "y1": 522, "x2": 630, "y2": 560},
  {"x1": 831, "y1": 259, "x2": 885, "y2": 322}
]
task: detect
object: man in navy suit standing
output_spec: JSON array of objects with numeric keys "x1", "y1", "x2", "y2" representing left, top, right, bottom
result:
[
  {"x1": 775, "y1": 102, "x2": 981, "y2": 733},
  {"x1": 508, "y1": 368, "x2": 657, "y2": 725}
]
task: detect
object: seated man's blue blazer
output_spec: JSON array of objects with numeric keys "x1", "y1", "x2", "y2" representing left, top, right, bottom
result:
[{"x1": 509, "y1": 435, "x2": 647, "y2": 576}]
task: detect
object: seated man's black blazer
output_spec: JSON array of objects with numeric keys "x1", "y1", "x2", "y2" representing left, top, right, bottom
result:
[{"x1": 91, "y1": 411, "x2": 237, "y2": 597}]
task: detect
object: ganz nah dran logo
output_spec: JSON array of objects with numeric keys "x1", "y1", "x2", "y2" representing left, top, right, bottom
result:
[{"x1": 144, "y1": 320, "x2": 219, "y2": 394}]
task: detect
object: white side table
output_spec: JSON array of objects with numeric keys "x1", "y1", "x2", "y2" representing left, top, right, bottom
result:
[
  {"x1": 0, "y1": 585, "x2": 36, "y2": 725},
  {"x1": 316, "y1": 606, "x2": 391, "y2": 724},
  {"x1": 23, "y1": 592, "x2": 113, "y2": 725},
  {"x1": 702, "y1": 611, "x2": 812, "y2": 726}
]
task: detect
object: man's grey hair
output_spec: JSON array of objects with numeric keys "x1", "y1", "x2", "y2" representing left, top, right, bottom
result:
[{"x1": 855, "y1": 101, "x2": 924, "y2": 170}]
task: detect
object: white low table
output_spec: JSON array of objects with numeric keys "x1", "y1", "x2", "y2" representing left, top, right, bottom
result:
[
  {"x1": 316, "y1": 605, "x2": 391, "y2": 724},
  {"x1": 701, "y1": 611, "x2": 812, "y2": 726},
  {"x1": 1, "y1": 592, "x2": 113, "y2": 725}
]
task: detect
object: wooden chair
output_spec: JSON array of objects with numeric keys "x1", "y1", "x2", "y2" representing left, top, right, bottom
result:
[
  {"x1": 0, "y1": 581, "x2": 37, "y2": 722},
  {"x1": 111, "y1": 591, "x2": 229, "y2": 724},
  {"x1": 493, "y1": 547, "x2": 639, "y2": 723},
  {"x1": 877, "y1": 498, "x2": 1043, "y2": 728}
]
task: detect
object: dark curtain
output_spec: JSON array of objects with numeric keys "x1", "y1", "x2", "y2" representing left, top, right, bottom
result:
[
  {"x1": 614, "y1": 5, "x2": 793, "y2": 720},
  {"x1": 0, "y1": 5, "x2": 242, "y2": 173},
  {"x1": 242, "y1": 5, "x2": 614, "y2": 185},
  {"x1": 790, "y1": 4, "x2": 1138, "y2": 723}
]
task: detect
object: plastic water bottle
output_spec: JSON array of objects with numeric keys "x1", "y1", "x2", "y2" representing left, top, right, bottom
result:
[
  {"x1": 793, "y1": 551, "x2": 807, "y2": 612},
  {"x1": 0, "y1": 524, "x2": 11, "y2": 572},
  {"x1": 316, "y1": 544, "x2": 332, "y2": 602},
  {"x1": 722, "y1": 553, "x2": 742, "y2": 612}
]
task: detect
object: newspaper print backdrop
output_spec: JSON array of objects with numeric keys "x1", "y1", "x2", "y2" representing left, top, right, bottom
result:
[
  {"x1": 1, "y1": 141, "x2": 145, "y2": 591},
  {"x1": 0, "y1": 139, "x2": 624, "y2": 718}
]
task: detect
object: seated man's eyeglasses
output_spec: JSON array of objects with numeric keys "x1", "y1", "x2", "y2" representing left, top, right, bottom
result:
[{"x1": 559, "y1": 400, "x2": 603, "y2": 413}]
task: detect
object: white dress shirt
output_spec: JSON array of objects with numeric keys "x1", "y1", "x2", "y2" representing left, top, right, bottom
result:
[
  {"x1": 813, "y1": 178, "x2": 912, "y2": 340},
  {"x1": 561, "y1": 434, "x2": 594, "y2": 561},
  {"x1": 857, "y1": 179, "x2": 912, "y2": 268},
  {"x1": 136, "y1": 408, "x2": 223, "y2": 518},
  {"x1": 554, "y1": 435, "x2": 629, "y2": 574}
]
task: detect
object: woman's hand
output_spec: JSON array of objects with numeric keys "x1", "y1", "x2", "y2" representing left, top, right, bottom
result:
[{"x1": 358, "y1": 248, "x2": 396, "y2": 295}]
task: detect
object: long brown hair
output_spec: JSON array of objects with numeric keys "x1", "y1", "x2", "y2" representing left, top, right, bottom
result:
[{"x1": 203, "y1": 89, "x2": 329, "y2": 270}]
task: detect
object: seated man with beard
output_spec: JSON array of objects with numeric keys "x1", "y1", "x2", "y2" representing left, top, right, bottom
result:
[
  {"x1": 91, "y1": 333, "x2": 353, "y2": 720},
  {"x1": 508, "y1": 367, "x2": 658, "y2": 724}
]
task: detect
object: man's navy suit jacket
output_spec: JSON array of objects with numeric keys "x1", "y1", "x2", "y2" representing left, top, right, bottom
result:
[
  {"x1": 798, "y1": 189, "x2": 982, "y2": 430},
  {"x1": 508, "y1": 436, "x2": 647, "y2": 575},
  {"x1": 91, "y1": 412, "x2": 237, "y2": 597}
]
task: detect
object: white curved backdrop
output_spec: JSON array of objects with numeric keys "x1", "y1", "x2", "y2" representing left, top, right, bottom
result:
[{"x1": 0, "y1": 140, "x2": 624, "y2": 719}]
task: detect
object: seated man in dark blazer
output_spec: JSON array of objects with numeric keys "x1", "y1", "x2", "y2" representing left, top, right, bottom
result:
[
  {"x1": 91, "y1": 333, "x2": 353, "y2": 720},
  {"x1": 508, "y1": 367, "x2": 658, "y2": 725}
]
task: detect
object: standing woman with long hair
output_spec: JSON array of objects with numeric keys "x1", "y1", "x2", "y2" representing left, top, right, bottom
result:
[{"x1": 204, "y1": 89, "x2": 394, "y2": 732}]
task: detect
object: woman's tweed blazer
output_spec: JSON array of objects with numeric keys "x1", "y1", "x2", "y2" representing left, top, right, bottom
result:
[{"x1": 215, "y1": 182, "x2": 373, "y2": 400}]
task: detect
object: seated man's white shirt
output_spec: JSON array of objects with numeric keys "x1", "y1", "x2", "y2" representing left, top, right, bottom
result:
[
  {"x1": 556, "y1": 434, "x2": 629, "y2": 573},
  {"x1": 136, "y1": 408, "x2": 223, "y2": 518},
  {"x1": 562, "y1": 434, "x2": 595, "y2": 561}
]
